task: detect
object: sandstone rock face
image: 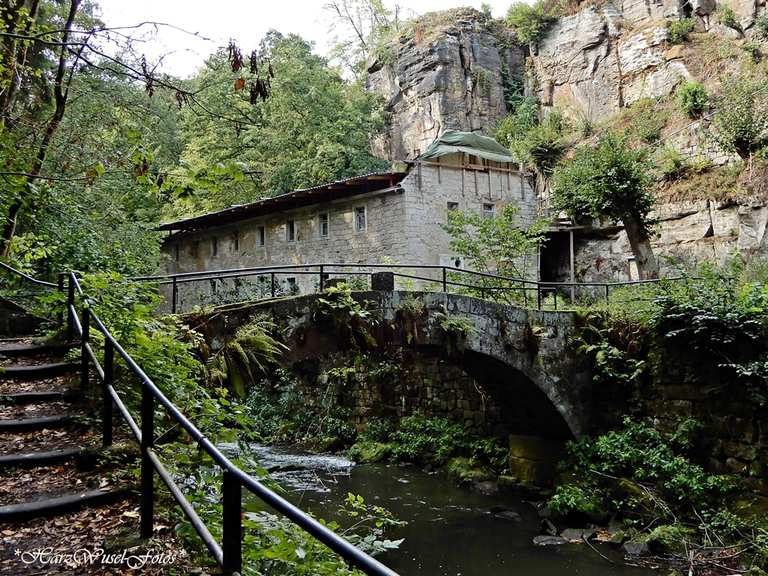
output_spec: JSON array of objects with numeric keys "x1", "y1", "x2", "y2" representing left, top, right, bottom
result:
[
  {"x1": 366, "y1": 8, "x2": 525, "y2": 161},
  {"x1": 534, "y1": 5, "x2": 698, "y2": 121},
  {"x1": 560, "y1": 198, "x2": 768, "y2": 283}
]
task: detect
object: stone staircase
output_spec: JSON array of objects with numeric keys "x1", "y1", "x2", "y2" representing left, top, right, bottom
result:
[{"x1": 0, "y1": 317, "x2": 139, "y2": 574}]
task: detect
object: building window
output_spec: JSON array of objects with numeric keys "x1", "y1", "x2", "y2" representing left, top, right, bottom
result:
[
  {"x1": 233, "y1": 232, "x2": 239, "y2": 252},
  {"x1": 257, "y1": 226, "x2": 266, "y2": 247},
  {"x1": 447, "y1": 201, "x2": 459, "y2": 211},
  {"x1": 286, "y1": 220, "x2": 296, "y2": 243},
  {"x1": 319, "y1": 213, "x2": 329, "y2": 238},
  {"x1": 286, "y1": 277, "x2": 298, "y2": 294},
  {"x1": 482, "y1": 203, "x2": 495, "y2": 219},
  {"x1": 354, "y1": 206, "x2": 367, "y2": 232}
]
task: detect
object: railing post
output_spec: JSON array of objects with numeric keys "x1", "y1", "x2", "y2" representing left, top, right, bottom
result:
[
  {"x1": 604, "y1": 284, "x2": 610, "y2": 305},
  {"x1": 57, "y1": 273, "x2": 65, "y2": 326},
  {"x1": 523, "y1": 284, "x2": 529, "y2": 308},
  {"x1": 140, "y1": 382, "x2": 155, "y2": 539},
  {"x1": 66, "y1": 275, "x2": 75, "y2": 340},
  {"x1": 171, "y1": 277, "x2": 178, "y2": 314},
  {"x1": 553, "y1": 290, "x2": 558, "y2": 311},
  {"x1": 536, "y1": 284, "x2": 542, "y2": 310},
  {"x1": 102, "y1": 339, "x2": 114, "y2": 448},
  {"x1": 319, "y1": 265, "x2": 325, "y2": 292},
  {"x1": 81, "y1": 306, "x2": 89, "y2": 390},
  {"x1": 270, "y1": 272, "x2": 276, "y2": 298},
  {"x1": 442, "y1": 267, "x2": 447, "y2": 293},
  {"x1": 222, "y1": 469, "x2": 242, "y2": 575}
]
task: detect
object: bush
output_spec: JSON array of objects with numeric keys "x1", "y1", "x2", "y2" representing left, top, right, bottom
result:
[
  {"x1": 712, "y1": 76, "x2": 768, "y2": 159},
  {"x1": 676, "y1": 81, "x2": 708, "y2": 118},
  {"x1": 756, "y1": 13, "x2": 768, "y2": 38},
  {"x1": 506, "y1": 1, "x2": 556, "y2": 45},
  {"x1": 552, "y1": 417, "x2": 737, "y2": 516},
  {"x1": 718, "y1": 5, "x2": 742, "y2": 31},
  {"x1": 656, "y1": 145, "x2": 688, "y2": 181},
  {"x1": 390, "y1": 414, "x2": 470, "y2": 466},
  {"x1": 667, "y1": 17, "x2": 695, "y2": 44}
]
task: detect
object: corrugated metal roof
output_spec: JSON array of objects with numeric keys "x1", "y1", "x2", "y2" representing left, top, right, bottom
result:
[{"x1": 157, "y1": 171, "x2": 408, "y2": 232}]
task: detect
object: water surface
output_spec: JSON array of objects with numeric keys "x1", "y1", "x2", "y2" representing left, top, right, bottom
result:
[{"x1": 243, "y1": 445, "x2": 655, "y2": 576}]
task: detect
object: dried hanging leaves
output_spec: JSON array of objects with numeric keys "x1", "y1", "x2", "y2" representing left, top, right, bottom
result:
[{"x1": 228, "y1": 40, "x2": 274, "y2": 104}]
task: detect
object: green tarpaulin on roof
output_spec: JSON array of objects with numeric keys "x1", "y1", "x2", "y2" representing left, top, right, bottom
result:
[{"x1": 419, "y1": 130, "x2": 515, "y2": 163}]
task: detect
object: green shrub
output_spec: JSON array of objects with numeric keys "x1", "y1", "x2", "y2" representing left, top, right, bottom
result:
[
  {"x1": 676, "y1": 81, "x2": 708, "y2": 118},
  {"x1": 667, "y1": 17, "x2": 695, "y2": 44},
  {"x1": 506, "y1": 1, "x2": 556, "y2": 45},
  {"x1": 390, "y1": 414, "x2": 470, "y2": 466},
  {"x1": 656, "y1": 145, "x2": 688, "y2": 180},
  {"x1": 718, "y1": 5, "x2": 742, "y2": 31},
  {"x1": 552, "y1": 417, "x2": 737, "y2": 516},
  {"x1": 711, "y1": 76, "x2": 768, "y2": 159},
  {"x1": 756, "y1": 13, "x2": 768, "y2": 38},
  {"x1": 742, "y1": 41, "x2": 763, "y2": 63},
  {"x1": 360, "y1": 417, "x2": 395, "y2": 442}
]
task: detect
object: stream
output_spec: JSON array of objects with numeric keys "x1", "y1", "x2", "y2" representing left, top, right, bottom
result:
[{"x1": 238, "y1": 444, "x2": 657, "y2": 576}]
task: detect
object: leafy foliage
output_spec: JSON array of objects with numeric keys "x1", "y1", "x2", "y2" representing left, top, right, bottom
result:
[
  {"x1": 667, "y1": 18, "x2": 695, "y2": 44},
  {"x1": 172, "y1": 33, "x2": 387, "y2": 216},
  {"x1": 552, "y1": 134, "x2": 656, "y2": 237},
  {"x1": 718, "y1": 5, "x2": 742, "y2": 31},
  {"x1": 550, "y1": 417, "x2": 737, "y2": 518},
  {"x1": 711, "y1": 76, "x2": 768, "y2": 160},
  {"x1": 506, "y1": 1, "x2": 557, "y2": 45},
  {"x1": 676, "y1": 81, "x2": 708, "y2": 118},
  {"x1": 208, "y1": 317, "x2": 287, "y2": 398},
  {"x1": 495, "y1": 98, "x2": 566, "y2": 175},
  {"x1": 441, "y1": 203, "x2": 548, "y2": 302}
]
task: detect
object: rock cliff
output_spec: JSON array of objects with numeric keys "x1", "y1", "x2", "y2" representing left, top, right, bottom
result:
[
  {"x1": 366, "y1": 8, "x2": 525, "y2": 161},
  {"x1": 367, "y1": 2, "x2": 768, "y2": 280}
]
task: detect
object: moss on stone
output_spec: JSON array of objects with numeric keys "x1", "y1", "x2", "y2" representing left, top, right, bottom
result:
[
  {"x1": 446, "y1": 457, "x2": 495, "y2": 485},
  {"x1": 348, "y1": 441, "x2": 393, "y2": 464}
]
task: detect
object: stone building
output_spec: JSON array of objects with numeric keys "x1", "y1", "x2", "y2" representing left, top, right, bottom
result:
[{"x1": 158, "y1": 131, "x2": 535, "y2": 308}]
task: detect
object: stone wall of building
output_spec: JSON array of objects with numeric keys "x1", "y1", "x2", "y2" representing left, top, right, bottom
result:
[{"x1": 161, "y1": 154, "x2": 537, "y2": 310}]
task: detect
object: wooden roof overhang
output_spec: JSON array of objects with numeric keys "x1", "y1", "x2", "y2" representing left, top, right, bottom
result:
[{"x1": 157, "y1": 171, "x2": 408, "y2": 233}]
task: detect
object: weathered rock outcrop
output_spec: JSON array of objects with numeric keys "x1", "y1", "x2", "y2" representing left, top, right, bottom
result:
[
  {"x1": 366, "y1": 8, "x2": 525, "y2": 161},
  {"x1": 534, "y1": 0, "x2": 766, "y2": 122}
]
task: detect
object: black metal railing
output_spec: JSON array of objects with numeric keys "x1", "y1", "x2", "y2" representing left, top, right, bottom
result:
[
  {"x1": 134, "y1": 262, "x2": 689, "y2": 314},
  {"x1": 1, "y1": 262, "x2": 400, "y2": 576}
]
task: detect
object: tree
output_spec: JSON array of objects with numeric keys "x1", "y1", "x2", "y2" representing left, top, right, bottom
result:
[
  {"x1": 711, "y1": 77, "x2": 768, "y2": 160},
  {"x1": 325, "y1": 0, "x2": 405, "y2": 77},
  {"x1": 441, "y1": 204, "x2": 548, "y2": 303},
  {"x1": 506, "y1": 1, "x2": 556, "y2": 46},
  {"x1": 552, "y1": 135, "x2": 659, "y2": 279},
  {"x1": 171, "y1": 32, "x2": 387, "y2": 217}
]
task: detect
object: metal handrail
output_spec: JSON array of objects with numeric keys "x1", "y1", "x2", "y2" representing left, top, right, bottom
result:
[
  {"x1": 64, "y1": 272, "x2": 399, "y2": 576},
  {"x1": 136, "y1": 261, "x2": 694, "y2": 313},
  {"x1": 0, "y1": 261, "x2": 58, "y2": 288}
]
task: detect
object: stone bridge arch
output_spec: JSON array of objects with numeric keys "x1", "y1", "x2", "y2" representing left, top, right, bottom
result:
[{"x1": 198, "y1": 291, "x2": 592, "y2": 438}]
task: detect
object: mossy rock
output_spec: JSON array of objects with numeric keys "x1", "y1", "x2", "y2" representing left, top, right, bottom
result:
[
  {"x1": 646, "y1": 524, "x2": 695, "y2": 554},
  {"x1": 730, "y1": 494, "x2": 768, "y2": 524},
  {"x1": 447, "y1": 457, "x2": 495, "y2": 485},
  {"x1": 348, "y1": 441, "x2": 392, "y2": 463}
]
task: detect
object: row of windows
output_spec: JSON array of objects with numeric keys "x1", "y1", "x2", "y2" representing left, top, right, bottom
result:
[
  {"x1": 448, "y1": 201, "x2": 496, "y2": 219},
  {"x1": 173, "y1": 206, "x2": 368, "y2": 260}
]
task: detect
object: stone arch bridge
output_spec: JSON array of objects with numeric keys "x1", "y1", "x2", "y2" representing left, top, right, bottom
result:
[{"x1": 193, "y1": 291, "x2": 592, "y2": 439}]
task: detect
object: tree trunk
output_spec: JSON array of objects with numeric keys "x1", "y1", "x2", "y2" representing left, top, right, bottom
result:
[
  {"x1": 0, "y1": 0, "x2": 80, "y2": 258},
  {"x1": 622, "y1": 214, "x2": 659, "y2": 280}
]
